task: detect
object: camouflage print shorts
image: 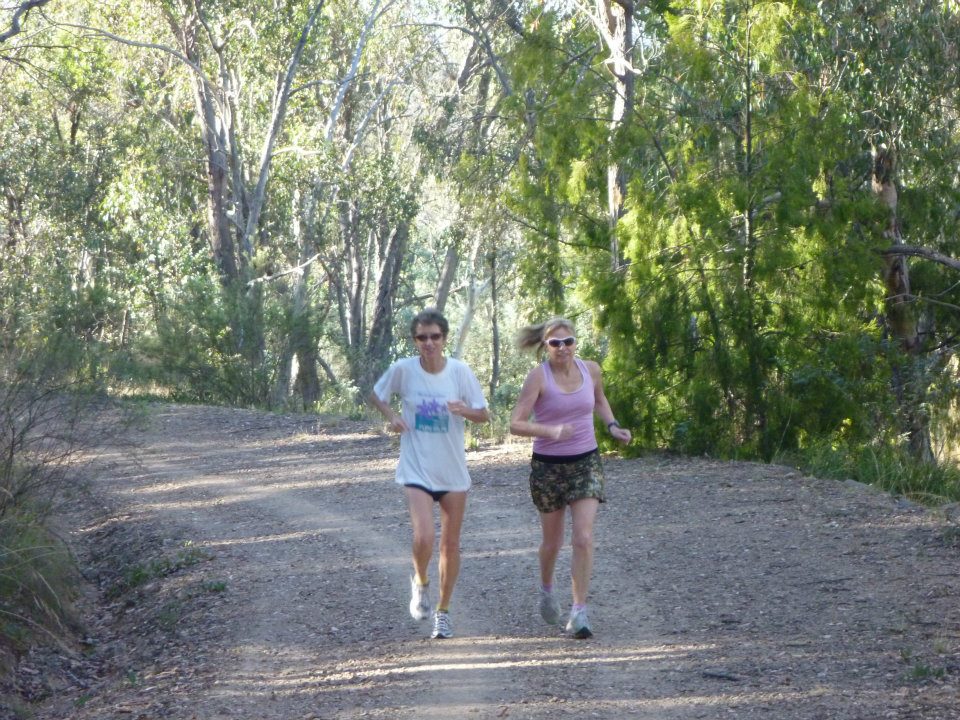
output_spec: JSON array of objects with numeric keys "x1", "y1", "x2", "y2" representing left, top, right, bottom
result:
[{"x1": 528, "y1": 451, "x2": 605, "y2": 514}]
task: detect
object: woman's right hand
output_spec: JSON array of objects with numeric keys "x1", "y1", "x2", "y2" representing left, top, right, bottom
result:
[
  {"x1": 389, "y1": 415, "x2": 410, "y2": 433},
  {"x1": 551, "y1": 423, "x2": 573, "y2": 441}
]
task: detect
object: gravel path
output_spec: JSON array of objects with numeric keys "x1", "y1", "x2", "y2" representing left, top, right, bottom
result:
[{"x1": 22, "y1": 403, "x2": 960, "y2": 719}]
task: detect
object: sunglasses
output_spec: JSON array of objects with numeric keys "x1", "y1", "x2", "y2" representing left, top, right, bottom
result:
[
  {"x1": 546, "y1": 336, "x2": 576, "y2": 348},
  {"x1": 414, "y1": 332, "x2": 444, "y2": 342}
]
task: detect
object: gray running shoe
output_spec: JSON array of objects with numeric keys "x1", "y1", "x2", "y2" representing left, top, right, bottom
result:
[
  {"x1": 565, "y1": 606, "x2": 592, "y2": 639},
  {"x1": 409, "y1": 576, "x2": 431, "y2": 621},
  {"x1": 539, "y1": 587, "x2": 561, "y2": 625},
  {"x1": 431, "y1": 610, "x2": 453, "y2": 639}
]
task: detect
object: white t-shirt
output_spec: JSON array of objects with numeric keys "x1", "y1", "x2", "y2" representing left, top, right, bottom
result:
[{"x1": 373, "y1": 356, "x2": 487, "y2": 492}]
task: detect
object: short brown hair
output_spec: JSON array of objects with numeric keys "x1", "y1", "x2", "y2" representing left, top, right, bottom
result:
[{"x1": 410, "y1": 308, "x2": 449, "y2": 337}]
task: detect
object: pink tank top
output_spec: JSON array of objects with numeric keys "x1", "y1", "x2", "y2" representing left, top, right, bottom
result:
[{"x1": 532, "y1": 358, "x2": 598, "y2": 456}]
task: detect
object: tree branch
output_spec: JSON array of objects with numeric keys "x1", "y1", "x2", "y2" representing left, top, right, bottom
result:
[
  {"x1": 0, "y1": 0, "x2": 51, "y2": 43},
  {"x1": 575, "y1": 0, "x2": 641, "y2": 75},
  {"x1": 410, "y1": 21, "x2": 511, "y2": 95},
  {"x1": 242, "y1": 1, "x2": 327, "y2": 246},
  {"x1": 910, "y1": 295, "x2": 960, "y2": 315},
  {"x1": 879, "y1": 245, "x2": 960, "y2": 273},
  {"x1": 325, "y1": 0, "x2": 393, "y2": 142},
  {"x1": 49, "y1": 19, "x2": 219, "y2": 99},
  {"x1": 248, "y1": 251, "x2": 324, "y2": 287}
]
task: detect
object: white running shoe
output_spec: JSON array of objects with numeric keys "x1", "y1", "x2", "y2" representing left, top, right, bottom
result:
[
  {"x1": 409, "y1": 576, "x2": 431, "y2": 621},
  {"x1": 431, "y1": 610, "x2": 453, "y2": 639},
  {"x1": 566, "y1": 606, "x2": 592, "y2": 639},
  {"x1": 539, "y1": 587, "x2": 561, "y2": 625}
]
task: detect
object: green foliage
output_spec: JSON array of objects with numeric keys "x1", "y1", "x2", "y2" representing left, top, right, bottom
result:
[
  {"x1": 106, "y1": 544, "x2": 210, "y2": 600},
  {"x1": 789, "y1": 440, "x2": 960, "y2": 505},
  {"x1": 141, "y1": 277, "x2": 272, "y2": 407},
  {"x1": 0, "y1": 335, "x2": 124, "y2": 666},
  {"x1": 0, "y1": 514, "x2": 76, "y2": 654},
  {"x1": 500, "y1": 0, "x2": 960, "y2": 469},
  {"x1": 2, "y1": 0, "x2": 960, "y2": 484},
  {"x1": 311, "y1": 384, "x2": 366, "y2": 419}
]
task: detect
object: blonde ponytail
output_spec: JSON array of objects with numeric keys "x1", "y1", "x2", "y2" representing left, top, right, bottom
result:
[{"x1": 517, "y1": 317, "x2": 575, "y2": 352}]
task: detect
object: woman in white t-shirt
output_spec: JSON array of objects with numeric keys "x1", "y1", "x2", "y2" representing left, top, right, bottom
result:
[{"x1": 369, "y1": 308, "x2": 489, "y2": 639}]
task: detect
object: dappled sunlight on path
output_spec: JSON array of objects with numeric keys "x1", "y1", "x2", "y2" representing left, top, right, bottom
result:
[{"x1": 37, "y1": 404, "x2": 960, "y2": 720}]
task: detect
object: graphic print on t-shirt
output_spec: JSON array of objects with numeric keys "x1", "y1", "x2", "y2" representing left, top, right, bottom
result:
[{"x1": 414, "y1": 395, "x2": 449, "y2": 433}]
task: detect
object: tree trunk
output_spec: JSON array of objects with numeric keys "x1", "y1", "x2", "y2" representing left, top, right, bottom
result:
[
  {"x1": 595, "y1": 0, "x2": 634, "y2": 269},
  {"x1": 193, "y1": 73, "x2": 240, "y2": 286},
  {"x1": 333, "y1": 197, "x2": 366, "y2": 356},
  {"x1": 488, "y1": 249, "x2": 500, "y2": 400},
  {"x1": 363, "y1": 222, "x2": 408, "y2": 393},
  {"x1": 273, "y1": 191, "x2": 321, "y2": 407},
  {"x1": 740, "y1": 20, "x2": 766, "y2": 453},
  {"x1": 272, "y1": 286, "x2": 294, "y2": 409},
  {"x1": 291, "y1": 193, "x2": 322, "y2": 406},
  {"x1": 243, "y1": 2, "x2": 326, "y2": 247},
  {"x1": 453, "y1": 238, "x2": 490, "y2": 358},
  {"x1": 162, "y1": 7, "x2": 244, "y2": 288},
  {"x1": 293, "y1": 341, "x2": 322, "y2": 404},
  {"x1": 434, "y1": 242, "x2": 460, "y2": 312},
  {"x1": 872, "y1": 145, "x2": 933, "y2": 463}
]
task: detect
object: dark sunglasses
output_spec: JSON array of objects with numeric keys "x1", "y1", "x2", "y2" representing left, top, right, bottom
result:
[
  {"x1": 414, "y1": 332, "x2": 444, "y2": 342},
  {"x1": 546, "y1": 336, "x2": 576, "y2": 348}
]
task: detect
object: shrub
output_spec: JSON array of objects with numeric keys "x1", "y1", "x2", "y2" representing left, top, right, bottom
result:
[
  {"x1": 0, "y1": 346, "x2": 128, "y2": 666},
  {"x1": 785, "y1": 440, "x2": 960, "y2": 504}
]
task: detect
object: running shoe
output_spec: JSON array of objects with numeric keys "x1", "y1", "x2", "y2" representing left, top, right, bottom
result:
[
  {"x1": 431, "y1": 610, "x2": 453, "y2": 639},
  {"x1": 539, "y1": 587, "x2": 561, "y2": 625},
  {"x1": 409, "y1": 576, "x2": 431, "y2": 621},
  {"x1": 565, "y1": 606, "x2": 592, "y2": 639}
]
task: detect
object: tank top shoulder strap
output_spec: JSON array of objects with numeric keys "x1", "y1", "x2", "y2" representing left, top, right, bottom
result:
[{"x1": 574, "y1": 358, "x2": 592, "y2": 392}]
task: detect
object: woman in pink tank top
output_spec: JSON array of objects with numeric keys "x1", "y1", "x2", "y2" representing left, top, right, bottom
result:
[{"x1": 509, "y1": 317, "x2": 632, "y2": 639}]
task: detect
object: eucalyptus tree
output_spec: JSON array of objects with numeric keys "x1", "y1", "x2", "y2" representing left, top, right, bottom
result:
[
  {"x1": 0, "y1": 0, "x2": 335, "y2": 403},
  {"x1": 0, "y1": 3, "x2": 147, "y2": 370},
  {"x1": 266, "y1": 0, "x2": 532, "y2": 401},
  {"x1": 3, "y1": 0, "x2": 534, "y2": 406},
  {"x1": 144, "y1": 0, "x2": 327, "y2": 399},
  {"x1": 412, "y1": 0, "x2": 527, "y2": 391},
  {"x1": 39, "y1": 0, "x2": 448, "y2": 405},
  {"x1": 813, "y1": 0, "x2": 960, "y2": 461},
  {"x1": 263, "y1": 0, "x2": 455, "y2": 399}
]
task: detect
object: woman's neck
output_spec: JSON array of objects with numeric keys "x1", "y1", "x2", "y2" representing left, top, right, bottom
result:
[
  {"x1": 420, "y1": 355, "x2": 447, "y2": 374},
  {"x1": 548, "y1": 356, "x2": 576, "y2": 375}
]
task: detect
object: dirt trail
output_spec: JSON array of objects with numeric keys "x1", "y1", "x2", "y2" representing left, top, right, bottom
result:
[{"x1": 26, "y1": 404, "x2": 960, "y2": 719}]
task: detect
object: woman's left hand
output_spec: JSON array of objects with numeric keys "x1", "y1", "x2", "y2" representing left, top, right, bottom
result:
[
  {"x1": 611, "y1": 426, "x2": 632, "y2": 444},
  {"x1": 447, "y1": 400, "x2": 468, "y2": 417}
]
